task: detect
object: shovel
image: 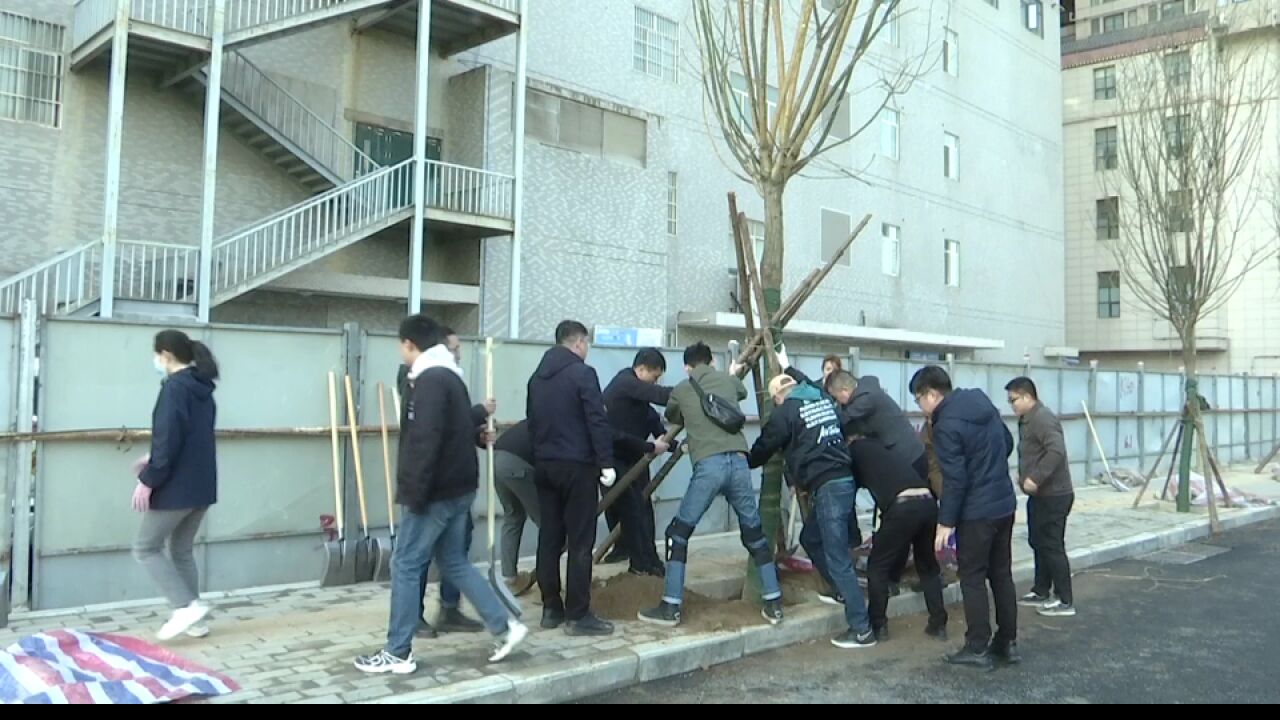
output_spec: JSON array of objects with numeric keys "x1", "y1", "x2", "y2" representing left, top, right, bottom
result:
[
  {"x1": 344, "y1": 375, "x2": 377, "y2": 583},
  {"x1": 485, "y1": 338, "x2": 522, "y2": 617},
  {"x1": 321, "y1": 371, "x2": 354, "y2": 586},
  {"x1": 374, "y1": 382, "x2": 397, "y2": 583}
]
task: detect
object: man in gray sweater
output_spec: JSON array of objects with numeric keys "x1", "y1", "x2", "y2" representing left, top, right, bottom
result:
[{"x1": 1006, "y1": 377, "x2": 1076, "y2": 618}]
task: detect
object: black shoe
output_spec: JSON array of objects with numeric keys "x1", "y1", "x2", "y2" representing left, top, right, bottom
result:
[
  {"x1": 761, "y1": 599, "x2": 785, "y2": 626},
  {"x1": 541, "y1": 608, "x2": 565, "y2": 630},
  {"x1": 1019, "y1": 592, "x2": 1050, "y2": 608},
  {"x1": 925, "y1": 624, "x2": 949, "y2": 643},
  {"x1": 873, "y1": 626, "x2": 890, "y2": 642},
  {"x1": 945, "y1": 649, "x2": 995, "y2": 671},
  {"x1": 638, "y1": 602, "x2": 682, "y2": 628},
  {"x1": 832, "y1": 629, "x2": 877, "y2": 649},
  {"x1": 817, "y1": 590, "x2": 845, "y2": 607},
  {"x1": 437, "y1": 607, "x2": 485, "y2": 633},
  {"x1": 565, "y1": 614, "x2": 615, "y2": 637},
  {"x1": 990, "y1": 642, "x2": 1023, "y2": 666},
  {"x1": 628, "y1": 565, "x2": 666, "y2": 579},
  {"x1": 602, "y1": 549, "x2": 630, "y2": 565},
  {"x1": 416, "y1": 619, "x2": 438, "y2": 639}
]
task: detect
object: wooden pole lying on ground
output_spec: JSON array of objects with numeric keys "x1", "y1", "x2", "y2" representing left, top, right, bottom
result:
[{"x1": 1082, "y1": 401, "x2": 1128, "y2": 492}]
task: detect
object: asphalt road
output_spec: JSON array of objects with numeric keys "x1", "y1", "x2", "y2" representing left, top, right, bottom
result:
[{"x1": 584, "y1": 519, "x2": 1280, "y2": 704}]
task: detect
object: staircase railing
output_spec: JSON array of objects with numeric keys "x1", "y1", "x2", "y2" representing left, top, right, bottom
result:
[
  {"x1": 426, "y1": 159, "x2": 515, "y2": 220},
  {"x1": 210, "y1": 158, "x2": 414, "y2": 298},
  {"x1": 220, "y1": 51, "x2": 379, "y2": 183},
  {"x1": 115, "y1": 240, "x2": 201, "y2": 304},
  {"x1": 0, "y1": 241, "x2": 102, "y2": 316}
]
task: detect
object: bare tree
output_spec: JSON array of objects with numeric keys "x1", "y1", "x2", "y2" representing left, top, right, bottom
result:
[
  {"x1": 692, "y1": 0, "x2": 933, "y2": 565},
  {"x1": 1107, "y1": 27, "x2": 1273, "y2": 511}
]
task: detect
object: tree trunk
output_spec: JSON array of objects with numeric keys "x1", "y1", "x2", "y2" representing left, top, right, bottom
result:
[
  {"x1": 1177, "y1": 324, "x2": 1199, "y2": 513},
  {"x1": 745, "y1": 180, "x2": 787, "y2": 604}
]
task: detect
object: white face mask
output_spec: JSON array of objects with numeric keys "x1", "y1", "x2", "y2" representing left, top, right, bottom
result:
[{"x1": 153, "y1": 355, "x2": 168, "y2": 376}]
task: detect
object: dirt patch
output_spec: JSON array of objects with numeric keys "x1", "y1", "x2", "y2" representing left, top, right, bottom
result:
[{"x1": 593, "y1": 574, "x2": 767, "y2": 632}]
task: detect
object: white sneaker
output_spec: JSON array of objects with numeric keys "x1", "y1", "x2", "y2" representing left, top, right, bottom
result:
[
  {"x1": 488, "y1": 620, "x2": 529, "y2": 663},
  {"x1": 1037, "y1": 600, "x2": 1077, "y2": 618},
  {"x1": 185, "y1": 625, "x2": 210, "y2": 639},
  {"x1": 157, "y1": 601, "x2": 211, "y2": 641},
  {"x1": 354, "y1": 650, "x2": 417, "y2": 675}
]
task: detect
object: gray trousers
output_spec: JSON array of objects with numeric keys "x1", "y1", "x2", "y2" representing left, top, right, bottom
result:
[
  {"x1": 493, "y1": 451, "x2": 539, "y2": 579},
  {"x1": 133, "y1": 508, "x2": 208, "y2": 609}
]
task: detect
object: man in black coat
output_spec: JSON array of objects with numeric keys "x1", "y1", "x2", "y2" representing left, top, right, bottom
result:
[
  {"x1": 527, "y1": 320, "x2": 616, "y2": 637},
  {"x1": 602, "y1": 348, "x2": 673, "y2": 576}
]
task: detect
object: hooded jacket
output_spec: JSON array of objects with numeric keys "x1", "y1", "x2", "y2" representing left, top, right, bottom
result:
[
  {"x1": 140, "y1": 368, "x2": 218, "y2": 511},
  {"x1": 748, "y1": 381, "x2": 852, "y2": 495},
  {"x1": 526, "y1": 345, "x2": 614, "y2": 468},
  {"x1": 931, "y1": 388, "x2": 1017, "y2": 527}
]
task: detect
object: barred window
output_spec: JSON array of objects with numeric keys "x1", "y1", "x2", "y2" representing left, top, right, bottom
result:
[
  {"x1": 0, "y1": 11, "x2": 65, "y2": 129},
  {"x1": 634, "y1": 6, "x2": 678, "y2": 82}
]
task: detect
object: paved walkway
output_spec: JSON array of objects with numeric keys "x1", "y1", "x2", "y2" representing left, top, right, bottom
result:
[{"x1": 3, "y1": 468, "x2": 1277, "y2": 705}]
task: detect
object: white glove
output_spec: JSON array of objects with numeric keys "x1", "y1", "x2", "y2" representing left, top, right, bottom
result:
[
  {"x1": 729, "y1": 361, "x2": 745, "y2": 377},
  {"x1": 775, "y1": 343, "x2": 791, "y2": 370},
  {"x1": 599, "y1": 468, "x2": 617, "y2": 488}
]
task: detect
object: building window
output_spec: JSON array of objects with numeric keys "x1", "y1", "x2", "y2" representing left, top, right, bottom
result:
[
  {"x1": 1164, "y1": 114, "x2": 1190, "y2": 158},
  {"x1": 1164, "y1": 50, "x2": 1191, "y2": 89},
  {"x1": 943, "y1": 29, "x2": 958, "y2": 76},
  {"x1": 880, "y1": 108, "x2": 900, "y2": 160},
  {"x1": 730, "y1": 72, "x2": 780, "y2": 134},
  {"x1": 1094, "y1": 126, "x2": 1118, "y2": 171},
  {"x1": 881, "y1": 223, "x2": 901, "y2": 277},
  {"x1": 886, "y1": 6, "x2": 900, "y2": 46},
  {"x1": 1161, "y1": 0, "x2": 1189, "y2": 20},
  {"x1": 667, "y1": 171, "x2": 678, "y2": 236},
  {"x1": 1102, "y1": 12, "x2": 1124, "y2": 34},
  {"x1": 944, "y1": 239, "x2": 961, "y2": 287},
  {"x1": 526, "y1": 90, "x2": 647, "y2": 167},
  {"x1": 1097, "y1": 272, "x2": 1121, "y2": 318},
  {"x1": 1022, "y1": 1, "x2": 1044, "y2": 35},
  {"x1": 1167, "y1": 189, "x2": 1194, "y2": 233},
  {"x1": 634, "y1": 6, "x2": 678, "y2": 83},
  {"x1": 822, "y1": 92, "x2": 851, "y2": 141},
  {"x1": 1093, "y1": 66, "x2": 1117, "y2": 100},
  {"x1": 1096, "y1": 197, "x2": 1120, "y2": 240},
  {"x1": 0, "y1": 11, "x2": 65, "y2": 129},
  {"x1": 822, "y1": 209, "x2": 853, "y2": 267},
  {"x1": 943, "y1": 132, "x2": 959, "y2": 180}
]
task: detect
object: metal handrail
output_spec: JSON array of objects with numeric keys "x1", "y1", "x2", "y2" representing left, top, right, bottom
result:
[
  {"x1": 0, "y1": 241, "x2": 102, "y2": 316},
  {"x1": 116, "y1": 240, "x2": 200, "y2": 304}
]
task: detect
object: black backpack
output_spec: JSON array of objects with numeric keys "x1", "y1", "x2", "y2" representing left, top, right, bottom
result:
[{"x1": 689, "y1": 375, "x2": 747, "y2": 435}]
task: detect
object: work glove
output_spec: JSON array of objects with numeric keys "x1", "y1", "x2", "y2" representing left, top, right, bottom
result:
[
  {"x1": 775, "y1": 343, "x2": 791, "y2": 370},
  {"x1": 599, "y1": 468, "x2": 617, "y2": 488}
]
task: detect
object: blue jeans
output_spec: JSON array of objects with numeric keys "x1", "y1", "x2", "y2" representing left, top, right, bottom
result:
[
  {"x1": 803, "y1": 479, "x2": 872, "y2": 634},
  {"x1": 419, "y1": 513, "x2": 473, "y2": 615},
  {"x1": 386, "y1": 493, "x2": 509, "y2": 657},
  {"x1": 663, "y1": 452, "x2": 782, "y2": 605}
]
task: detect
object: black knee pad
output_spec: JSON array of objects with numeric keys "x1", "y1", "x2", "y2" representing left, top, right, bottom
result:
[
  {"x1": 740, "y1": 524, "x2": 773, "y2": 567},
  {"x1": 665, "y1": 519, "x2": 696, "y2": 563}
]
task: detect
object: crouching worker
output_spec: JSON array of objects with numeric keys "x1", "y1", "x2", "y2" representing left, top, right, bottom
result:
[
  {"x1": 638, "y1": 342, "x2": 784, "y2": 629},
  {"x1": 747, "y1": 369, "x2": 877, "y2": 650}
]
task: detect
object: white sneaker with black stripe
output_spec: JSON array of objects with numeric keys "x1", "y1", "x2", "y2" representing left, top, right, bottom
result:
[
  {"x1": 1037, "y1": 600, "x2": 1077, "y2": 618},
  {"x1": 354, "y1": 650, "x2": 417, "y2": 675}
]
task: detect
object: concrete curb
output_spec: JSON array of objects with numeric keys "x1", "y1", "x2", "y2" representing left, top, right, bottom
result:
[{"x1": 386, "y1": 505, "x2": 1279, "y2": 705}]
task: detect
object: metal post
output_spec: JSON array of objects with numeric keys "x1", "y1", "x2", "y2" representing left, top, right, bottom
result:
[
  {"x1": 10, "y1": 301, "x2": 38, "y2": 613},
  {"x1": 1242, "y1": 372, "x2": 1251, "y2": 460},
  {"x1": 99, "y1": 0, "x2": 132, "y2": 319},
  {"x1": 508, "y1": 0, "x2": 529, "y2": 339},
  {"x1": 946, "y1": 352, "x2": 956, "y2": 380},
  {"x1": 1085, "y1": 359, "x2": 1098, "y2": 483},
  {"x1": 847, "y1": 346, "x2": 861, "y2": 377},
  {"x1": 197, "y1": 1, "x2": 226, "y2": 323},
  {"x1": 408, "y1": 0, "x2": 433, "y2": 313},
  {"x1": 1137, "y1": 362, "x2": 1146, "y2": 472}
]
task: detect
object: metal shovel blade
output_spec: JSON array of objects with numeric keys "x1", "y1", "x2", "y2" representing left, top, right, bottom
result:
[
  {"x1": 373, "y1": 534, "x2": 394, "y2": 583},
  {"x1": 354, "y1": 536, "x2": 375, "y2": 583}
]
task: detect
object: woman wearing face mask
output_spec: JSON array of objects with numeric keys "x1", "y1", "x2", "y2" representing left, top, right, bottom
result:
[{"x1": 131, "y1": 330, "x2": 220, "y2": 641}]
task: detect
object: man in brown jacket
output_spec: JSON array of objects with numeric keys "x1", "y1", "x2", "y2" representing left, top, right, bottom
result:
[{"x1": 1006, "y1": 377, "x2": 1076, "y2": 618}]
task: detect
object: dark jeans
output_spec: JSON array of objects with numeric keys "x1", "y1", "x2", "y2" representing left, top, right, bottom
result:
[
  {"x1": 1028, "y1": 494, "x2": 1074, "y2": 605},
  {"x1": 608, "y1": 458, "x2": 661, "y2": 571},
  {"x1": 800, "y1": 479, "x2": 871, "y2": 633},
  {"x1": 867, "y1": 496, "x2": 947, "y2": 631},
  {"x1": 419, "y1": 513, "x2": 471, "y2": 619},
  {"x1": 957, "y1": 514, "x2": 1018, "y2": 653},
  {"x1": 536, "y1": 460, "x2": 599, "y2": 621}
]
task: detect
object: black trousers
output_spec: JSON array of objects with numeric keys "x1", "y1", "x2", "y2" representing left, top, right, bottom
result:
[
  {"x1": 606, "y1": 460, "x2": 661, "y2": 570},
  {"x1": 957, "y1": 514, "x2": 1018, "y2": 653},
  {"x1": 866, "y1": 497, "x2": 948, "y2": 631},
  {"x1": 1028, "y1": 493, "x2": 1074, "y2": 605},
  {"x1": 535, "y1": 460, "x2": 599, "y2": 621}
]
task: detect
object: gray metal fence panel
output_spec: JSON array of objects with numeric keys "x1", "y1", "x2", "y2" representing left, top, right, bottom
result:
[{"x1": 0, "y1": 316, "x2": 16, "y2": 622}]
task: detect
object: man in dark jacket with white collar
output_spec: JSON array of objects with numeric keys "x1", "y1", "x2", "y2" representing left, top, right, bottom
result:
[
  {"x1": 356, "y1": 314, "x2": 525, "y2": 675},
  {"x1": 527, "y1": 320, "x2": 616, "y2": 637},
  {"x1": 911, "y1": 365, "x2": 1018, "y2": 671}
]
